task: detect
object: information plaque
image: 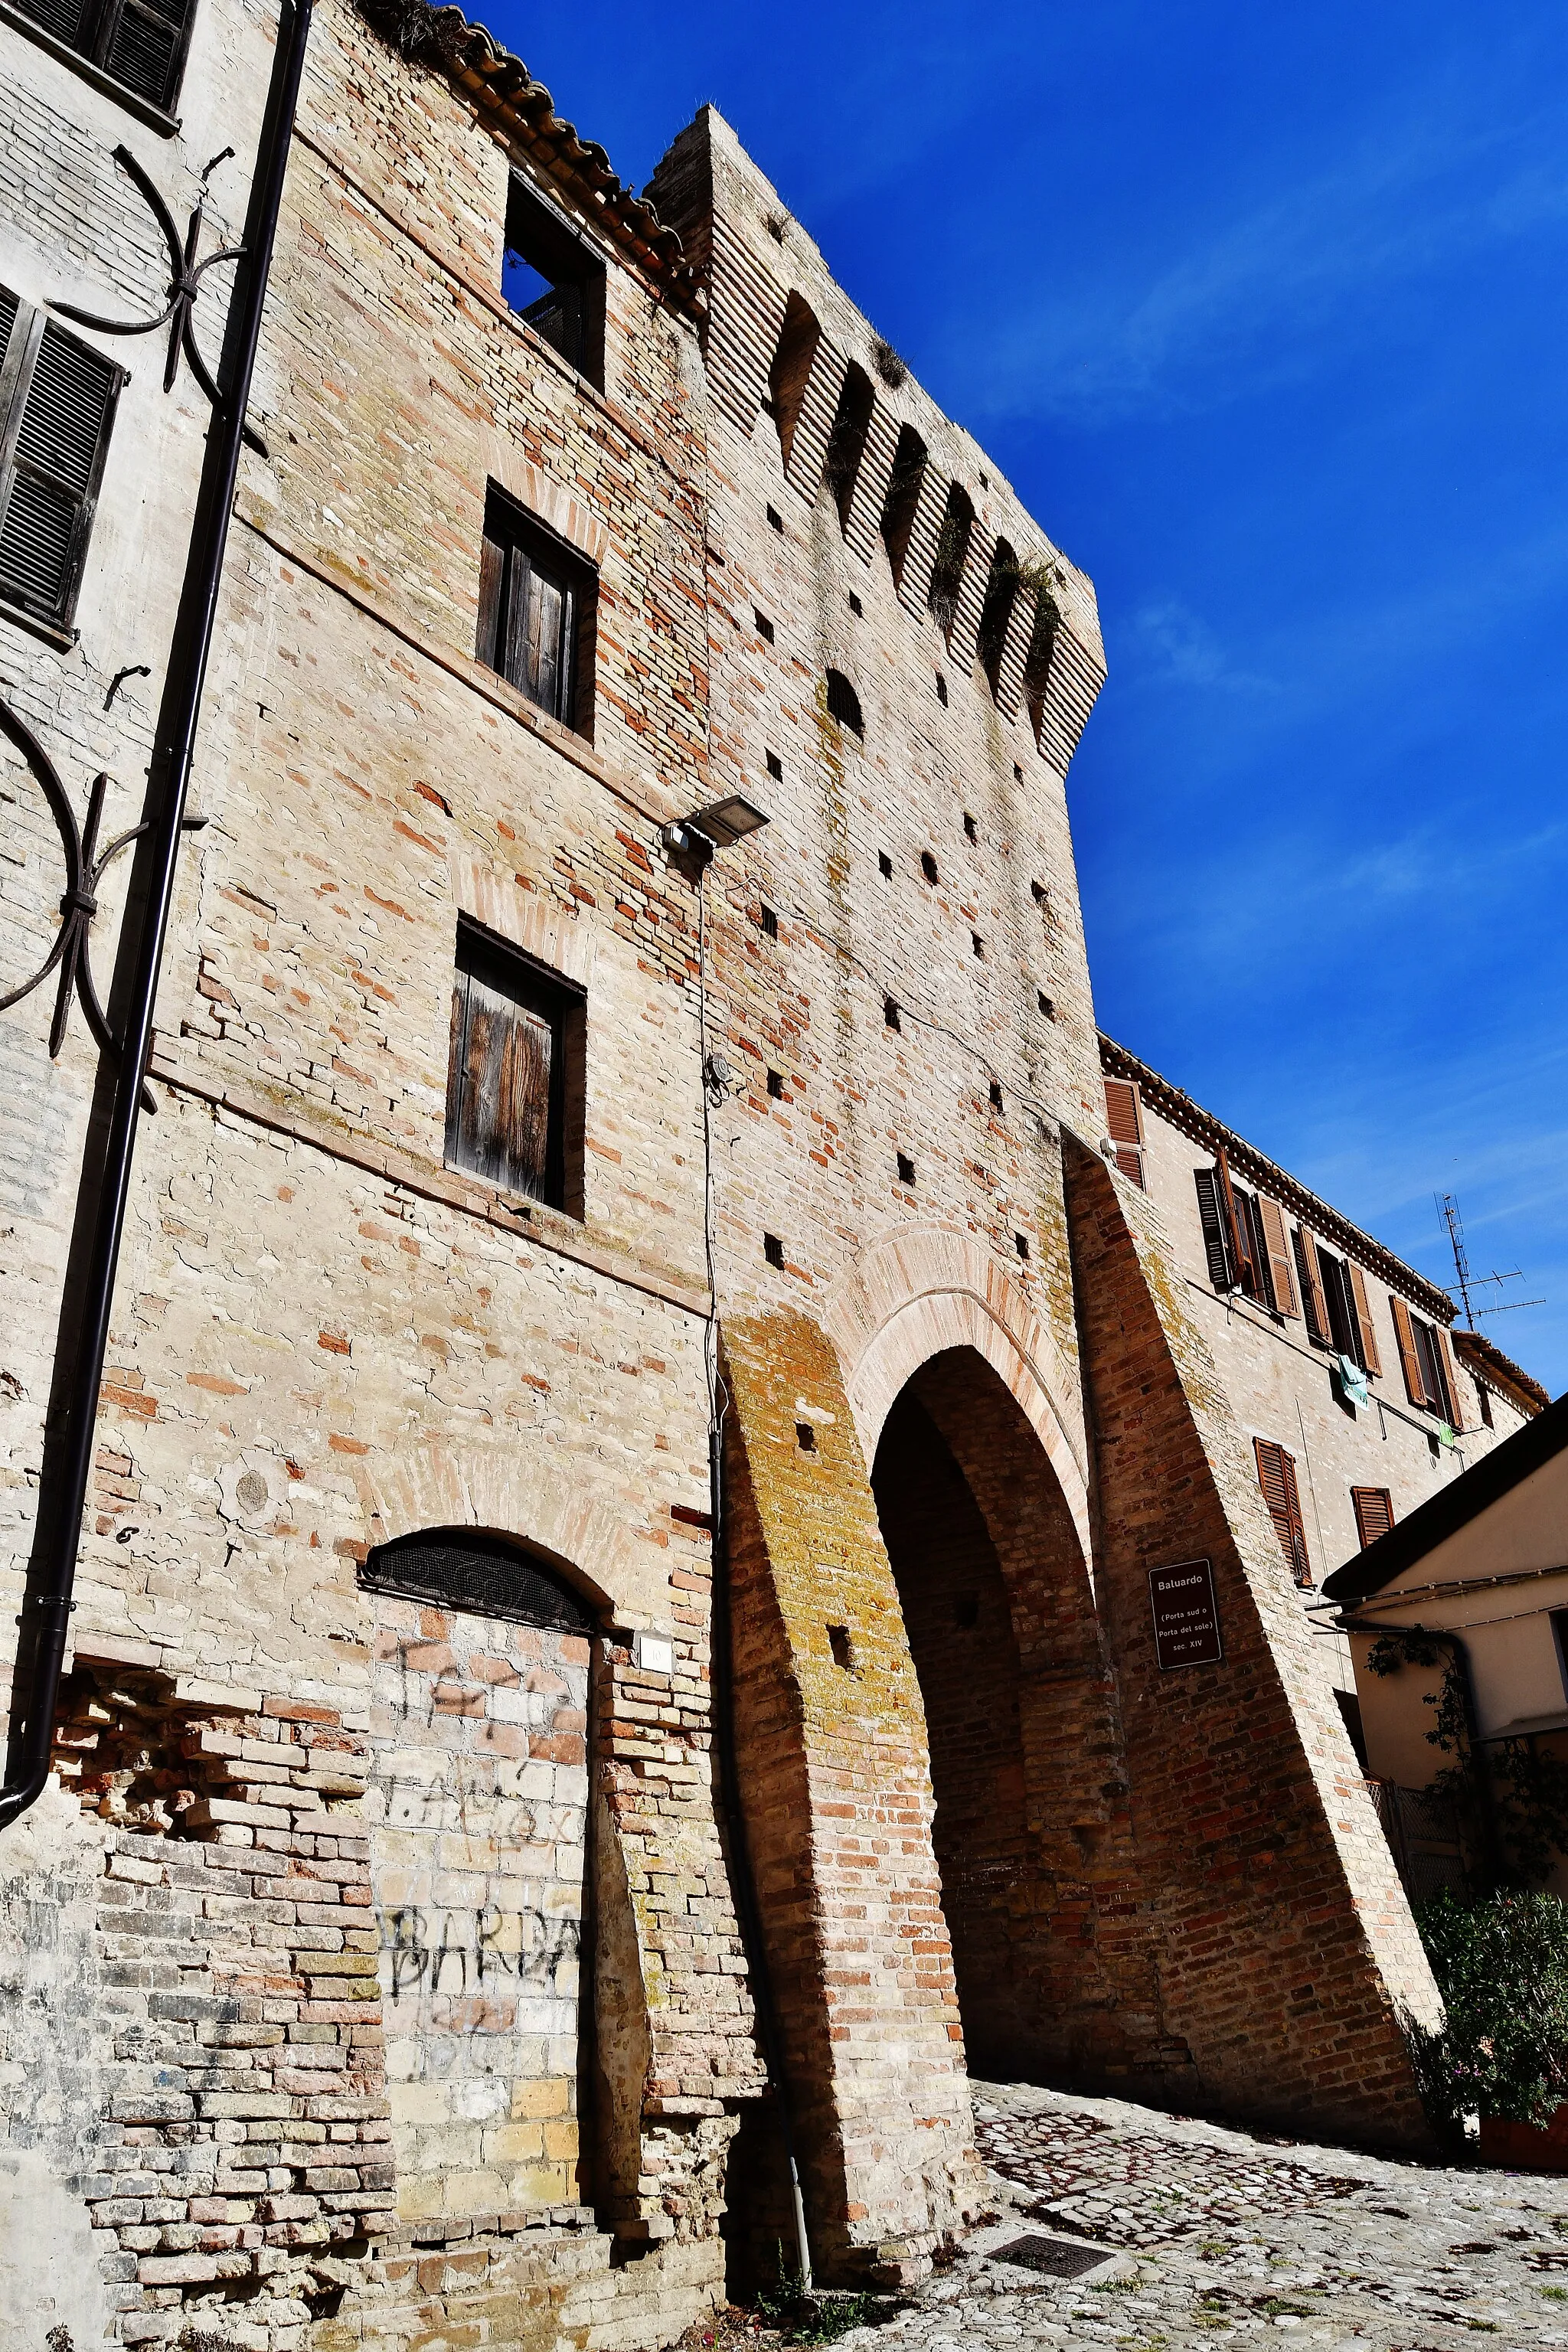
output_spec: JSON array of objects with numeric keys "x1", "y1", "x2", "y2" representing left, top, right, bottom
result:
[{"x1": 1148, "y1": 1557, "x2": 1223, "y2": 1669}]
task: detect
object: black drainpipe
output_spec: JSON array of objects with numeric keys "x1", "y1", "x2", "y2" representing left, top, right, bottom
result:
[
  {"x1": 0, "y1": 0, "x2": 315, "y2": 1832},
  {"x1": 708, "y1": 1416, "x2": 815, "y2": 2288}
]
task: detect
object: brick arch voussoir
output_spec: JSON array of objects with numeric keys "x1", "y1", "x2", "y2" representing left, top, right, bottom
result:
[
  {"x1": 822, "y1": 1225, "x2": 1091, "y2": 1564},
  {"x1": 351, "y1": 1441, "x2": 632, "y2": 1619}
]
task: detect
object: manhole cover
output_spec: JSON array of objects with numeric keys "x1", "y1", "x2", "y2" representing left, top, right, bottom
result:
[{"x1": 994, "y1": 2235, "x2": 1110, "y2": 2279}]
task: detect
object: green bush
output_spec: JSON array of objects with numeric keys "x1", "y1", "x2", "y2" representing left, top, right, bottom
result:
[{"x1": 1416, "y1": 1887, "x2": 1568, "y2": 2126}]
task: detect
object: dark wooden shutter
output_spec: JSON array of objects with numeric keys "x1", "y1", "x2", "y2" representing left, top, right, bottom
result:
[
  {"x1": 1194, "y1": 1168, "x2": 1233, "y2": 1290},
  {"x1": 1214, "y1": 1148, "x2": 1257, "y2": 1297},
  {"x1": 0, "y1": 306, "x2": 120, "y2": 629},
  {"x1": 1255, "y1": 1438, "x2": 1312, "y2": 1586},
  {"x1": 1320, "y1": 1250, "x2": 1359, "y2": 1361},
  {"x1": 11, "y1": 0, "x2": 93, "y2": 51},
  {"x1": 1351, "y1": 1487, "x2": 1394, "y2": 1549},
  {"x1": 1103, "y1": 1076, "x2": 1145, "y2": 1190},
  {"x1": 1257, "y1": 1195, "x2": 1298, "y2": 1316},
  {"x1": 1390, "y1": 1295, "x2": 1424, "y2": 1406},
  {"x1": 1348, "y1": 1263, "x2": 1382, "y2": 1376},
  {"x1": 1294, "y1": 1225, "x2": 1330, "y2": 1344},
  {"x1": 475, "y1": 528, "x2": 504, "y2": 669},
  {"x1": 100, "y1": 0, "x2": 195, "y2": 107},
  {"x1": 452, "y1": 971, "x2": 553, "y2": 1199},
  {"x1": 1436, "y1": 1325, "x2": 1464, "y2": 1431}
]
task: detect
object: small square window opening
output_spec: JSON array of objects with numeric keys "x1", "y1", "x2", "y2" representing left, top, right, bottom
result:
[
  {"x1": 848, "y1": 590, "x2": 863, "y2": 616},
  {"x1": 1015, "y1": 1232, "x2": 1030, "y2": 1261},
  {"x1": 1037, "y1": 991, "x2": 1054, "y2": 1018},
  {"x1": 989, "y1": 1080, "x2": 1004, "y2": 1111},
  {"x1": 766, "y1": 504, "x2": 784, "y2": 533},
  {"x1": 755, "y1": 609, "x2": 775, "y2": 643},
  {"x1": 935, "y1": 672, "x2": 949, "y2": 705},
  {"x1": 897, "y1": 1151, "x2": 916, "y2": 1186},
  {"x1": 971, "y1": 933, "x2": 984, "y2": 958},
  {"x1": 877, "y1": 851, "x2": 893, "y2": 879},
  {"x1": 763, "y1": 1232, "x2": 785, "y2": 1268},
  {"x1": 795, "y1": 1422, "x2": 816, "y2": 1452},
  {"x1": 884, "y1": 998, "x2": 901, "y2": 1031},
  {"x1": 963, "y1": 812, "x2": 978, "y2": 842},
  {"x1": 760, "y1": 904, "x2": 779, "y2": 939},
  {"x1": 920, "y1": 851, "x2": 939, "y2": 885},
  {"x1": 767, "y1": 1068, "x2": 785, "y2": 1099},
  {"x1": 503, "y1": 174, "x2": 606, "y2": 386},
  {"x1": 828, "y1": 1624, "x2": 855, "y2": 1671},
  {"x1": 766, "y1": 750, "x2": 783, "y2": 781}
]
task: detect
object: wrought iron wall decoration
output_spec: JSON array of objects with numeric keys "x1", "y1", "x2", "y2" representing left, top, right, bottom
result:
[
  {"x1": 50, "y1": 144, "x2": 266, "y2": 454},
  {"x1": 0, "y1": 691, "x2": 203, "y2": 1103}
]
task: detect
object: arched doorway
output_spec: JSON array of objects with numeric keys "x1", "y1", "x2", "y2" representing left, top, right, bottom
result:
[{"x1": 871, "y1": 1346, "x2": 1145, "y2": 2087}]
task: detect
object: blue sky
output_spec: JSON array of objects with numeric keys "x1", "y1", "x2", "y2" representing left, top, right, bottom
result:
[{"x1": 495, "y1": 0, "x2": 1567, "y2": 1395}]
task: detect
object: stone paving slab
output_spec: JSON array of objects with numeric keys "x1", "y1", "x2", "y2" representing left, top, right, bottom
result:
[{"x1": 844, "y1": 2081, "x2": 1568, "y2": 2352}]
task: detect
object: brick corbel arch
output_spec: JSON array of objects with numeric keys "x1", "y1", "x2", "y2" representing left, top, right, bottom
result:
[
  {"x1": 351, "y1": 1440, "x2": 637, "y2": 1619},
  {"x1": 822, "y1": 1223, "x2": 1092, "y2": 1563}
]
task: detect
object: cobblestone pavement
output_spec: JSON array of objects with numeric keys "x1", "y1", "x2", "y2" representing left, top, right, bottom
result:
[{"x1": 851, "y1": 2081, "x2": 1568, "y2": 2352}]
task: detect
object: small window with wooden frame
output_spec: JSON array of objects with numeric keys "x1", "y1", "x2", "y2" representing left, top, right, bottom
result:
[
  {"x1": 9, "y1": 0, "x2": 197, "y2": 117},
  {"x1": 1193, "y1": 1153, "x2": 1297, "y2": 1316},
  {"x1": 444, "y1": 919, "x2": 586, "y2": 1216},
  {"x1": 1390, "y1": 1296, "x2": 1464, "y2": 1428},
  {"x1": 502, "y1": 173, "x2": 606, "y2": 387},
  {"x1": 1102, "y1": 1075, "x2": 1146, "y2": 1190},
  {"x1": 1255, "y1": 1438, "x2": 1312, "y2": 1587},
  {"x1": 477, "y1": 484, "x2": 596, "y2": 734},
  {"x1": 1293, "y1": 1230, "x2": 1380, "y2": 1374},
  {"x1": 0, "y1": 289, "x2": 122, "y2": 637},
  {"x1": 1351, "y1": 1486, "x2": 1395, "y2": 1550}
]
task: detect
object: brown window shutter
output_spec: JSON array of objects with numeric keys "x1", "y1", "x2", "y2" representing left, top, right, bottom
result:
[
  {"x1": 475, "y1": 529, "x2": 504, "y2": 669},
  {"x1": 1390, "y1": 1295, "x2": 1424, "y2": 1406},
  {"x1": 1436, "y1": 1325, "x2": 1464, "y2": 1431},
  {"x1": 1103, "y1": 1076, "x2": 1146, "y2": 1190},
  {"x1": 1215, "y1": 1148, "x2": 1254, "y2": 1294},
  {"x1": 1351, "y1": 1487, "x2": 1395, "y2": 1549},
  {"x1": 1293, "y1": 1226, "x2": 1330, "y2": 1344},
  {"x1": 1347, "y1": 1263, "x2": 1382, "y2": 1376},
  {"x1": 1256, "y1": 1196, "x2": 1298, "y2": 1316},
  {"x1": 1194, "y1": 1168, "x2": 1233, "y2": 1290},
  {"x1": 1255, "y1": 1438, "x2": 1312, "y2": 1586}
]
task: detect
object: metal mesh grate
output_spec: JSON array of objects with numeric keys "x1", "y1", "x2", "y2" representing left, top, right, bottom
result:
[
  {"x1": 994, "y1": 2235, "x2": 1109, "y2": 2279},
  {"x1": 360, "y1": 1530, "x2": 593, "y2": 1633}
]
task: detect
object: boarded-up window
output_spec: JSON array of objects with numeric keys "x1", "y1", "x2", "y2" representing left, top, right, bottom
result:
[
  {"x1": 11, "y1": 0, "x2": 196, "y2": 111},
  {"x1": 1255, "y1": 1438, "x2": 1312, "y2": 1587},
  {"x1": 1392, "y1": 1296, "x2": 1463, "y2": 1427},
  {"x1": 1351, "y1": 1486, "x2": 1395, "y2": 1549},
  {"x1": 1102, "y1": 1076, "x2": 1145, "y2": 1190},
  {"x1": 444, "y1": 920, "x2": 584, "y2": 1213},
  {"x1": 0, "y1": 290, "x2": 121, "y2": 631},
  {"x1": 477, "y1": 484, "x2": 594, "y2": 732}
]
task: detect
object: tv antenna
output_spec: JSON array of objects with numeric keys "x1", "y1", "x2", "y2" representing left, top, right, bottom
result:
[{"x1": 1436, "y1": 1193, "x2": 1543, "y2": 1326}]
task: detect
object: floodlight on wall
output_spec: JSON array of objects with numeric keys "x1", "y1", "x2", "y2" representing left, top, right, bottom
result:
[{"x1": 661, "y1": 795, "x2": 771, "y2": 861}]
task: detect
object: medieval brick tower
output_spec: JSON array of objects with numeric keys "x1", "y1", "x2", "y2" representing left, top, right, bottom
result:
[{"x1": 0, "y1": 9, "x2": 1455, "y2": 2347}]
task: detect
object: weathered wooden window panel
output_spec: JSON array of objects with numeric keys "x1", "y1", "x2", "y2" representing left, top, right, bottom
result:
[
  {"x1": 11, "y1": 0, "x2": 195, "y2": 109},
  {"x1": 0, "y1": 291, "x2": 122, "y2": 630},
  {"x1": 477, "y1": 485, "x2": 593, "y2": 733},
  {"x1": 443, "y1": 923, "x2": 584, "y2": 1213}
]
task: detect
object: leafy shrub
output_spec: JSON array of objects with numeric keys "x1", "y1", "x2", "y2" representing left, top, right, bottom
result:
[
  {"x1": 1416, "y1": 1887, "x2": 1568, "y2": 2126},
  {"x1": 753, "y1": 2249, "x2": 897, "y2": 2345}
]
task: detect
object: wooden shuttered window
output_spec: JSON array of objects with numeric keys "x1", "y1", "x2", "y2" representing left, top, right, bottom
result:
[
  {"x1": 1390, "y1": 1295, "x2": 1424, "y2": 1405},
  {"x1": 1390, "y1": 1296, "x2": 1465, "y2": 1427},
  {"x1": 476, "y1": 485, "x2": 593, "y2": 733},
  {"x1": 1254, "y1": 1438, "x2": 1312, "y2": 1587},
  {"x1": 1351, "y1": 1486, "x2": 1395, "y2": 1550},
  {"x1": 1194, "y1": 1167, "x2": 1233, "y2": 1291},
  {"x1": 443, "y1": 922, "x2": 583, "y2": 1212},
  {"x1": 0, "y1": 291, "x2": 121, "y2": 631},
  {"x1": 1348, "y1": 1263, "x2": 1382, "y2": 1375},
  {"x1": 1256, "y1": 1194, "x2": 1298, "y2": 1318},
  {"x1": 1293, "y1": 1225, "x2": 1331, "y2": 1347},
  {"x1": 1102, "y1": 1076, "x2": 1145, "y2": 1189},
  {"x1": 11, "y1": 0, "x2": 195, "y2": 110}
]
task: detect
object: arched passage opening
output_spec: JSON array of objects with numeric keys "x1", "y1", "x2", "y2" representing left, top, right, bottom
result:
[{"x1": 871, "y1": 1346, "x2": 1154, "y2": 2088}]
